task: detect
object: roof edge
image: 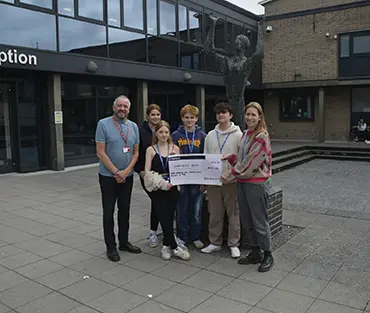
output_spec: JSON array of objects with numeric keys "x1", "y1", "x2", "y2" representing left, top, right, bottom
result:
[
  {"x1": 206, "y1": 0, "x2": 261, "y2": 20},
  {"x1": 258, "y1": 0, "x2": 276, "y2": 6}
]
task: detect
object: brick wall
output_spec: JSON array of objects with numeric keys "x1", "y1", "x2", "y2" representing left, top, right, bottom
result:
[
  {"x1": 263, "y1": 5, "x2": 370, "y2": 83},
  {"x1": 265, "y1": 0, "x2": 359, "y2": 16}
]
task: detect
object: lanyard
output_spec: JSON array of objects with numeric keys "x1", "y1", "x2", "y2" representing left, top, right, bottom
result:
[
  {"x1": 185, "y1": 131, "x2": 195, "y2": 153},
  {"x1": 241, "y1": 133, "x2": 250, "y2": 160},
  {"x1": 156, "y1": 144, "x2": 169, "y2": 172},
  {"x1": 112, "y1": 116, "x2": 129, "y2": 144},
  {"x1": 216, "y1": 131, "x2": 230, "y2": 154}
]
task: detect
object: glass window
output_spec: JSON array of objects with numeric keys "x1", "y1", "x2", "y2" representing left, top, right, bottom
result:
[
  {"x1": 189, "y1": 11, "x2": 202, "y2": 44},
  {"x1": 148, "y1": 36, "x2": 178, "y2": 67},
  {"x1": 108, "y1": 28, "x2": 146, "y2": 62},
  {"x1": 340, "y1": 35, "x2": 350, "y2": 58},
  {"x1": 159, "y1": 0, "x2": 176, "y2": 37},
  {"x1": 205, "y1": 16, "x2": 225, "y2": 50},
  {"x1": 352, "y1": 88, "x2": 370, "y2": 112},
  {"x1": 178, "y1": 5, "x2": 187, "y2": 41},
  {"x1": 97, "y1": 85, "x2": 130, "y2": 119},
  {"x1": 280, "y1": 92, "x2": 314, "y2": 121},
  {"x1": 58, "y1": 0, "x2": 74, "y2": 16},
  {"x1": 0, "y1": 4, "x2": 56, "y2": 50},
  {"x1": 353, "y1": 35, "x2": 370, "y2": 54},
  {"x1": 147, "y1": 0, "x2": 157, "y2": 35},
  {"x1": 20, "y1": 0, "x2": 53, "y2": 9},
  {"x1": 108, "y1": 0, "x2": 120, "y2": 26},
  {"x1": 1, "y1": 0, "x2": 14, "y2": 3},
  {"x1": 180, "y1": 43, "x2": 204, "y2": 70},
  {"x1": 124, "y1": 0, "x2": 144, "y2": 30},
  {"x1": 78, "y1": 0, "x2": 103, "y2": 21},
  {"x1": 59, "y1": 17, "x2": 107, "y2": 57}
]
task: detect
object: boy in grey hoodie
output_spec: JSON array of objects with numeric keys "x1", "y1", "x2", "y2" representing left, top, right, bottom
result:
[{"x1": 201, "y1": 102, "x2": 242, "y2": 258}]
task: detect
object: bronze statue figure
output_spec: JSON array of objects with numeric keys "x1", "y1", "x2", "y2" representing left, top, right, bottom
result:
[{"x1": 204, "y1": 15, "x2": 264, "y2": 129}]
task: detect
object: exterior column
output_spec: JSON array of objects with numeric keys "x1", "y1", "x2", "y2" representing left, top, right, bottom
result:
[
  {"x1": 318, "y1": 88, "x2": 325, "y2": 143},
  {"x1": 136, "y1": 80, "x2": 148, "y2": 126},
  {"x1": 47, "y1": 73, "x2": 65, "y2": 171},
  {"x1": 196, "y1": 85, "x2": 206, "y2": 130}
]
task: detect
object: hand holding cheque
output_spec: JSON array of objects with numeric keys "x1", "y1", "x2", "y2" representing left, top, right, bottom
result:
[{"x1": 168, "y1": 154, "x2": 223, "y2": 186}]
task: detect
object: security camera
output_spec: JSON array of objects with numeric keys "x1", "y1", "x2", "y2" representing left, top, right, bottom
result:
[
  {"x1": 266, "y1": 25, "x2": 272, "y2": 33},
  {"x1": 325, "y1": 32, "x2": 330, "y2": 37}
]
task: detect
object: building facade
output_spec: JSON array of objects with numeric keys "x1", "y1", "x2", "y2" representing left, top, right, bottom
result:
[
  {"x1": 0, "y1": 0, "x2": 261, "y2": 173},
  {"x1": 260, "y1": 0, "x2": 370, "y2": 142}
]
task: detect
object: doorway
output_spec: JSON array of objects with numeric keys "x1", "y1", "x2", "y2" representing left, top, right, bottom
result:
[{"x1": 0, "y1": 83, "x2": 14, "y2": 173}]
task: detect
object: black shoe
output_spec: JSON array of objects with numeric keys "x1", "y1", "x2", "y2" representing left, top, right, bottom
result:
[
  {"x1": 238, "y1": 248, "x2": 263, "y2": 265},
  {"x1": 258, "y1": 252, "x2": 274, "y2": 272},
  {"x1": 106, "y1": 249, "x2": 120, "y2": 262},
  {"x1": 119, "y1": 242, "x2": 142, "y2": 254}
]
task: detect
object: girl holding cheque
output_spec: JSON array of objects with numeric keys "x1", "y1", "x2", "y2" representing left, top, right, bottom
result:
[
  {"x1": 222, "y1": 102, "x2": 274, "y2": 272},
  {"x1": 144, "y1": 121, "x2": 190, "y2": 261}
]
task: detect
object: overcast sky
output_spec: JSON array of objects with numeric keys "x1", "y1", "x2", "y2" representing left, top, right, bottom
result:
[{"x1": 227, "y1": 0, "x2": 265, "y2": 15}]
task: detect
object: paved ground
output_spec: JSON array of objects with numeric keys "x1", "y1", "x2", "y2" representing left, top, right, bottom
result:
[{"x1": 0, "y1": 160, "x2": 369, "y2": 313}]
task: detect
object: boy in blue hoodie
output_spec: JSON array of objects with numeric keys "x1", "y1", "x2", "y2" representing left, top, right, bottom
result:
[{"x1": 172, "y1": 105, "x2": 206, "y2": 249}]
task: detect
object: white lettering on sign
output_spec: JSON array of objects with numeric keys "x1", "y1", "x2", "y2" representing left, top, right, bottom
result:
[{"x1": 0, "y1": 49, "x2": 37, "y2": 66}]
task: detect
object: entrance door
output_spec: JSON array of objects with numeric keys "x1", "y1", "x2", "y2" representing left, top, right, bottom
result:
[{"x1": 0, "y1": 83, "x2": 15, "y2": 173}]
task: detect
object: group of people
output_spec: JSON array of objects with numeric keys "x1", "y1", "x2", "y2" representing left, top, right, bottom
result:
[
  {"x1": 95, "y1": 94, "x2": 274, "y2": 273},
  {"x1": 353, "y1": 118, "x2": 370, "y2": 144}
]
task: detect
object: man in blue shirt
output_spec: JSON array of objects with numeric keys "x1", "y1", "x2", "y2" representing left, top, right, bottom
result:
[{"x1": 95, "y1": 95, "x2": 141, "y2": 262}]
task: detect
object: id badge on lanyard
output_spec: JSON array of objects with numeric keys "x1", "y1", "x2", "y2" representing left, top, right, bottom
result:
[{"x1": 112, "y1": 116, "x2": 131, "y2": 154}]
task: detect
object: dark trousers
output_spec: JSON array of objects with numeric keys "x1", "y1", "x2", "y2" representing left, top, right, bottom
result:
[
  {"x1": 150, "y1": 188, "x2": 179, "y2": 249},
  {"x1": 99, "y1": 174, "x2": 134, "y2": 250},
  {"x1": 139, "y1": 176, "x2": 159, "y2": 232}
]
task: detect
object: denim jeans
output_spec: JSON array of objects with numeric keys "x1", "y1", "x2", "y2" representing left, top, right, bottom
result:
[{"x1": 177, "y1": 184, "x2": 204, "y2": 242}]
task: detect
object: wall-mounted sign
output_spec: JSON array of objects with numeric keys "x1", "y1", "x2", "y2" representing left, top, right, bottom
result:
[
  {"x1": 54, "y1": 111, "x2": 63, "y2": 124},
  {"x1": 0, "y1": 49, "x2": 37, "y2": 67}
]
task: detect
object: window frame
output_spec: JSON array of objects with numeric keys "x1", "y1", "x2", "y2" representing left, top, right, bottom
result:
[{"x1": 279, "y1": 90, "x2": 316, "y2": 122}]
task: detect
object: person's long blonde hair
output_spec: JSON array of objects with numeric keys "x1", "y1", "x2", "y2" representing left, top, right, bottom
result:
[
  {"x1": 245, "y1": 102, "x2": 268, "y2": 141},
  {"x1": 152, "y1": 120, "x2": 173, "y2": 145}
]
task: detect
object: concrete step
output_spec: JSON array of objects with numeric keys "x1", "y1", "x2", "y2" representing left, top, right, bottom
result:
[
  {"x1": 272, "y1": 150, "x2": 311, "y2": 166},
  {"x1": 272, "y1": 155, "x2": 315, "y2": 174}
]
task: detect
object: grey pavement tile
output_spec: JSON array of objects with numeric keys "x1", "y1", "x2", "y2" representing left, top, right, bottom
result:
[
  {"x1": 207, "y1": 257, "x2": 251, "y2": 277},
  {"x1": 0, "y1": 303, "x2": 11, "y2": 313},
  {"x1": 77, "y1": 241, "x2": 107, "y2": 256},
  {"x1": 36, "y1": 268, "x2": 84, "y2": 290},
  {"x1": 49, "y1": 250, "x2": 93, "y2": 267},
  {"x1": 276, "y1": 273, "x2": 328, "y2": 298},
  {"x1": 306, "y1": 299, "x2": 363, "y2": 313},
  {"x1": 94, "y1": 265, "x2": 145, "y2": 287},
  {"x1": 0, "y1": 251, "x2": 43, "y2": 270},
  {"x1": 0, "y1": 245, "x2": 23, "y2": 260},
  {"x1": 0, "y1": 271, "x2": 29, "y2": 292},
  {"x1": 152, "y1": 261, "x2": 201, "y2": 283},
  {"x1": 240, "y1": 268, "x2": 289, "y2": 288},
  {"x1": 182, "y1": 269, "x2": 234, "y2": 293},
  {"x1": 248, "y1": 308, "x2": 275, "y2": 313},
  {"x1": 0, "y1": 280, "x2": 53, "y2": 309},
  {"x1": 155, "y1": 284, "x2": 212, "y2": 312},
  {"x1": 269, "y1": 255, "x2": 300, "y2": 272},
  {"x1": 0, "y1": 227, "x2": 36, "y2": 244},
  {"x1": 16, "y1": 292, "x2": 80, "y2": 313},
  {"x1": 128, "y1": 301, "x2": 182, "y2": 313},
  {"x1": 293, "y1": 261, "x2": 341, "y2": 281},
  {"x1": 343, "y1": 249, "x2": 370, "y2": 272},
  {"x1": 88, "y1": 288, "x2": 146, "y2": 313},
  {"x1": 173, "y1": 250, "x2": 221, "y2": 269},
  {"x1": 14, "y1": 259, "x2": 63, "y2": 279},
  {"x1": 69, "y1": 224, "x2": 101, "y2": 235},
  {"x1": 257, "y1": 289, "x2": 314, "y2": 313},
  {"x1": 14, "y1": 238, "x2": 72, "y2": 258},
  {"x1": 366, "y1": 301, "x2": 370, "y2": 312},
  {"x1": 352, "y1": 211, "x2": 370, "y2": 221},
  {"x1": 59, "y1": 277, "x2": 115, "y2": 303},
  {"x1": 0, "y1": 265, "x2": 8, "y2": 274},
  {"x1": 58, "y1": 235, "x2": 99, "y2": 249},
  {"x1": 309, "y1": 215, "x2": 348, "y2": 230},
  {"x1": 122, "y1": 274, "x2": 176, "y2": 297},
  {"x1": 333, "y1": 266, "x2": 370, "y2": 290},
  {"x1": 68, "y1": 306, "x2": 100, "y2": 313},
  {"x1": 69, "y1": 256, "x2": 118, "y2": 276},
  {"x1": 217, "y1": 279, "x2": 272, "y2": 306},
  {"x1": 190, "y1": 295, "x2": 252, "y2": 313},
  {"x1": 17, "y1": 224, "x2": 60, "y2": 237},
  {"x1": 53, "y1": 220, "x2": 83, "y2": 230},
  {"x1": 42, "y1": 230, "x2": 75, "y2": 243},
  {"x1": 274, "y1": 242, "x2": 314, "y2": 263},
  {"x1": 125, "y1": 254, "x2": 168, "y2": 273},
  {"x1": 325, "y1": 209, "x2": 355, "y2": 218},
  {"x1": 318, "y1": 281, "x2": 369, "y2": 310}
]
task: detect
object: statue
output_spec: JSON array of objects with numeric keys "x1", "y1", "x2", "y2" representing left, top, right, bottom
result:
[{"x1": 204, "y1": 15, "x2": 264, "y2": 129}]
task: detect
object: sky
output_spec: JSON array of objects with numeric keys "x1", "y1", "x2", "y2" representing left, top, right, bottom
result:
[{"x1": 226, "y1": 0, "x2": 265, "y2": 15}]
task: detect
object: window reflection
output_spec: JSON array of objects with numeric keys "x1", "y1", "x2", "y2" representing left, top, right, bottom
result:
[
  {"x1": 147, "y1": 0, "x2": 157, "y2": 35},
  {"x1": 58, "y1": 0, "x2": 74, "y2": 16},
  {"x1": 20, "y1": 0, "x2": 53, "y2": 9},
  {"x1": 178, "y1": 5, "x2": 187, "y2": 41},
  {"x1": 205, "y1": 16, "x2": 225, "y2": 50},
  {"x1": 79, "y1": 0, "x2": 103, "y2": 21},
  {"x1": 59, "y1": 17, "x2": 107, "y2": 57},
  {"x1": 1, "y1": 0, "x2": 14, "y2": 3},
  {"x1": 0, "y1": 4, "x2": 56, "y2": 50},
  {"x1": 148, "y1": 36, "x2": 178, "y2": 67},
  {"x1": 97, "y1": 85, "x2": 129, "y2": 119},
  {"x1": 108, "y1": 28, "x2": 146, "y2": 62},
  {"x1": 124, "y1": 0, "x2": 144, "y2": 30},
  {"x1": 189, "y1": 11, "x2": 202, "y2": 44},
  {"x1": 180, "y1": 43, "x2": 203, "y2": 70},
  {"x1": 108, "y1": 0, "x2": 120, "y2": 26},
  {"x1": 159, "y1": 0, "x2": 176, "y2": 37}
]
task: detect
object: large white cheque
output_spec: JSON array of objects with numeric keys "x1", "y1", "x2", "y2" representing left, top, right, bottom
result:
[{"x1": 168, "y1": 154, "x2": 222, "y2": 186}]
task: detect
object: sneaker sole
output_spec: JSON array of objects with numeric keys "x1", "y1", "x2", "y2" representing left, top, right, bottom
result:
[
  {"x1": 149, "y1": 243, "x2": 159, "y2": 248},
  {"x1": 238, "y1": 259, "x2": 263, "y2": 265},
  {"x1": 201, "y1": 248, "x2": 222, "y2": 254},
  {"x1": 258, "y1": 260, "x2": 275, "y2": 272}
]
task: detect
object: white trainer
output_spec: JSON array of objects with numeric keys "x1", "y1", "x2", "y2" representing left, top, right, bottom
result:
[
  {"x1": 161, "y1": 246, "x2": 171, "y2": 260},
  {"x1": 149, "y1": 233, "x2": 158, "y2": 248},
  {"x1": 173, "y1": 246, "x2": 190, "y2": 260},
  {"x1": 193, "y1": 240, "x2": 204, "y2": 249},
  {"x1": 201, "y1": 244, "x2": 222, "y2": 254},
  {"x1": 175, "y1": 235, "x2": 188, "y2": 250},
  {"x1": 230, "y1": 246, "x2": 241, "y2": 258}
]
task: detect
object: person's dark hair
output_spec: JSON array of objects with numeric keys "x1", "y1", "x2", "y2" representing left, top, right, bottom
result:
[{"x1": 213, "y1": 102, "x2": 233, "y2": 114}]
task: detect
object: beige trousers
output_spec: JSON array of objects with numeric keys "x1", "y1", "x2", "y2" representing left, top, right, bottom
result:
[{"x1": 207, "y1": 183, "x2": 240, "y2": 247}]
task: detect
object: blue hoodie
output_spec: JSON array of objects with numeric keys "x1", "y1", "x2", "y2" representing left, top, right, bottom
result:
[{"x1": 171, "y1": 125, "x2": 206, "y2": 154}]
